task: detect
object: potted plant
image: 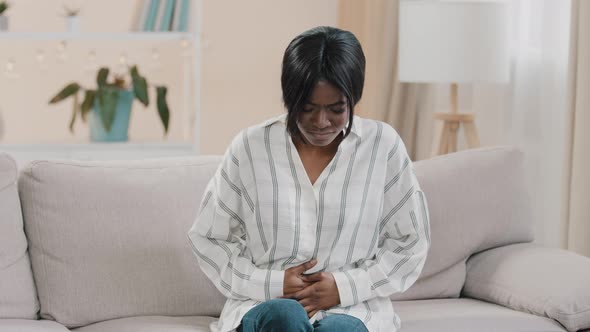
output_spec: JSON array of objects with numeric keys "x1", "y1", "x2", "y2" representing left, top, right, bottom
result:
[
  {"x1": 49, "y1": 65, "x2": 170, "y2": 142},
  {"x1": 0, "y1": 1, "x2": 9, "y2": 31}
]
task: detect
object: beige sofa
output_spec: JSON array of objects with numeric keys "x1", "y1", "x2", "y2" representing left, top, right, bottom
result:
[{"x1": 1, "y1": 146, "x2": 589, "y2": 332}]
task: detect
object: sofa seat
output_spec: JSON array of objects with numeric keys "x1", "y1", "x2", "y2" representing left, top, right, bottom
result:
[
  {"x1": 8, "y1": 148, "x2": 589, "y2": 332},
  {"x1": 71, "y1": 316, "x2": 217, "y2": 332},
  {"x1": 0, "y1": 319, "x2": 70, "y2": 332},
  {"x1": 71, "y1": 299, "x2": 567, "y2": 332},
  {"x1": 394, "y1": 298, "x2": 567, "y2": 332}
]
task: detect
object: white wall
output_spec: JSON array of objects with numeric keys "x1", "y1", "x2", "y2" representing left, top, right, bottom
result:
[
  {"x1": 0, "y1": 0, "x2": 339, "y2": 153},
  {"x1": 200, "y1": 0, "x2": 339, "y2": 153},
  {"x1": 0, "y1": 0, "x2": 189, "y2": 143}
]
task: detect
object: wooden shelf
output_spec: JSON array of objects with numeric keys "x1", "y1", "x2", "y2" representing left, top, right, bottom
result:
[{"x1": 0, "y1": 32, "x2": 194, "y2": 42}]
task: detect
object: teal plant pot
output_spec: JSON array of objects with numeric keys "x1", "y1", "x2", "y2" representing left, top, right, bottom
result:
[{"x1": 89, "y1": 90, "x2": 134, "y2": 142}]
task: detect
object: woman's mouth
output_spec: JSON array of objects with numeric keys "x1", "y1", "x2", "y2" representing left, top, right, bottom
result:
[{"x1": 307, "y1": 130, "x2": 334, "y2": 137}]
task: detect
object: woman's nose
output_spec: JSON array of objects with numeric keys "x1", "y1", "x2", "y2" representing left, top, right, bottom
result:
[{"x1": 312, "y1": 110, "x2": 330, "y2": 128}]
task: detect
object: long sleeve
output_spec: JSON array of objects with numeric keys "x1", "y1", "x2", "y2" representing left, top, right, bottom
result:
[
  {"x1": 332, "y1": 136, "x2": 431, "y2": 307},
  {"x1": 188, "y1": 135, "x2": 285, "y2": 302}
]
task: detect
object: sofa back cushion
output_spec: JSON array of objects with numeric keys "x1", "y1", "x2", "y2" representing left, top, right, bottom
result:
[
  {"x1": 17, "y1": 146, "x2": 535, "y2": 325},
  {"x1": 391, "y1": 146, "x2": 534, "y2": 300},
  {"x1": 0, "y1": 153, "x2": 39, "y2": 319},
  {"x1": 18, "y1": 156, "x2": 226, "y2": 328}
]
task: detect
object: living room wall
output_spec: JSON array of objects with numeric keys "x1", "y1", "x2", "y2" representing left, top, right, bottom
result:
[
  {"x1": 200, "y1": 1, "x2": 339, "y2": 154},
  {"x1": 0, "y1": 0, "x2": 339, "y2": 152}
]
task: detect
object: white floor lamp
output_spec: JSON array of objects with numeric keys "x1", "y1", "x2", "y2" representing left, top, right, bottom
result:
[{"x1": 398, "y1": 0, "x2": 510, "y2": 157}]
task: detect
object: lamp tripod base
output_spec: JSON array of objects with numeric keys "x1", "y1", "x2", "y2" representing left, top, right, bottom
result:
[{"x1": 431, "y1": 112, "x2": 480, "y2": 157}]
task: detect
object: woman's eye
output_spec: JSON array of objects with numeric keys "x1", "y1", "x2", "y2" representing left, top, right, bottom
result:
[
  {"x1": 302, "y1": 108, "x2": 314, "y2": 113},
  {"x1": 331, "y1": 108, "x2": 345, "y2": 114}
]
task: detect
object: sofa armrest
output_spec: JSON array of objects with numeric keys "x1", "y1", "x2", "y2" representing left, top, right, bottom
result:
[{"x1": 463, "y1": 243, "x2": 590, "y2": 332}]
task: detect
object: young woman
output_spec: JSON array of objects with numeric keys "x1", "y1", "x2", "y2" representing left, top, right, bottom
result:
[{"x1": 189, "y1": 26, "x2": 430, "y2": 332}]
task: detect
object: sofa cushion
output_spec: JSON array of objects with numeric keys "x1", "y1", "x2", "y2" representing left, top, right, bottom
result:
[
  {"x1": 394, "y1": 298, "x2": 567, "y2": 332},
  {"x1": 0, "y1": 153, "x2": 39, "y2": 319},
  {"x1": 19, "y1": 157, "x2": 226, "y2": 328},
  {"x1": 0, "y1": 319, "x2": 70, "y2": 332},
  {"x1": 391, "y1": 147, "x2": 534, "y2": 300},
  {"x1": 71, "y1": 316, "x2": 216, "y2": 332},
  {"x1": 463, "y1": 243, "x2": 590, "y2": 332}
]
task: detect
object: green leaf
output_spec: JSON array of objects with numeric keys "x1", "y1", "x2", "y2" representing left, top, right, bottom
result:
[
  {"x1": 0, "y1": 3, "x2": 8, "y2": 15},
  {"x1": 97, "y1": 88, "x2": 119, "y2": 132},
  {"x1": 156, "y1": 86, "x2": 170, "y2": 134},
  {"x1": 130, "y1": 65, "x2": 149, "y2": 106},
  {"x1": 49, "y1": 82, "x2": 80, "y2": 104},
  {"x1": 69, "y1": 93, "x2": 80, "y2": 133},
  {"x1": 96, "y1": 67, "x2": 109, "y2": 87},
  {"x1": 80, "y1": 90, "x2": 96, "y2": 122},
  {"x1": 130, "y1": 65, "x2": 139, "y2": 78}
]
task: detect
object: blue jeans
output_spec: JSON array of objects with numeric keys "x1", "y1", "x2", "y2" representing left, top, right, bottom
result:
[{"x1": 237, "y1": 299, "x2": 368, "y2": 332}]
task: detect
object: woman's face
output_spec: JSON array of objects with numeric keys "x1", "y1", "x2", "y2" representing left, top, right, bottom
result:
[{"x1": 297, "y1": 81, "x2": 349, "y2": 147}]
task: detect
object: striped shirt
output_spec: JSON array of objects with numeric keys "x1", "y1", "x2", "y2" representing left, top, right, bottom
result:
[{"x1": 188, "y1": 114, "x2": 430, "y2": 332}]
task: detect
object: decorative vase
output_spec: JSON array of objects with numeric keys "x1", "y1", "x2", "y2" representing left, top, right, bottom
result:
[
  {"x1": 66, "y1": 15, "x2": 80, "y2": 33},
  {"x1": 89, "y1": 90, "x2": 134, "y2": 142},
  {"x1": 0, "y1": 16, "x2": 8, "y2": 31}
]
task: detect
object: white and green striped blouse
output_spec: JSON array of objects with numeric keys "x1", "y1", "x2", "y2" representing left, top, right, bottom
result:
[{"x1": 189, "y1": 114, "x2": 430, "y2": 332}]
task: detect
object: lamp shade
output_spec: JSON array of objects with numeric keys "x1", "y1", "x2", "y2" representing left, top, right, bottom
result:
[{"x1": 398, "y1": 0, "x2": 510, "y2": 83}]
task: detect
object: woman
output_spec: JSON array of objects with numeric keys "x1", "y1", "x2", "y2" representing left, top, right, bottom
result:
[{"x1": 189, "y1": 26, "x2": 430, "y2": 332}]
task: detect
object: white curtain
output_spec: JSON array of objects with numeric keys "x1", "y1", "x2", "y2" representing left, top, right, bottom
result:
[
  {"x1": 339, "y1": 0, "x2": 585, "y2": 251},
  {"x1": 505, "y1": 0, "x2": 571, "y2": 248},
  {"x1": 564, "y1": 0, "x2": 590, "y2": 256},
  {"x1": 431, "y1": 0, "x2": 590, "y2": 254},
  {"x1": 338, "y1": 0, "x2": 431, "y2": 160},
  {"x1": 470, "y1": 0, "x2": 573, "y2": 248},
  {"x1": 382, "y1": 0, "x2": 585, "y2": 252}
]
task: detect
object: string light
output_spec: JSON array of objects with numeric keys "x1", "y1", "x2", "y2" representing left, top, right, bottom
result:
[
  {"x1": 149, "y1": 47, "x2": 161, "y2": 70},
  {"x1": 180, "y1": 38, "x2": 191, "y2": 57},
  {"x1": 56, "y1": 40, "x2": 68, "y2": 62},
  {"x1": 36, "y1": 49, "x2": 48, "y2": 71},
  {"x1": 84, "y1": 49, "x2": 98, "y2": 72},
  {"x1": 4, "y1": 58, "x2": 20, "y2": 79}
]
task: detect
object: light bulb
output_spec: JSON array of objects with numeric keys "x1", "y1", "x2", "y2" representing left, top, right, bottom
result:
[
  {"x1": 85, "y1": 49, "x2": 98, "y2": 72},
  {"x1": 150, "y1": 48, "x2": 161, "y2": 70},
  {"x1": 119, "y1": 53, "x2": 127, "y2": 65},
  {"x1": 6, "y1": 59, "x2": 14, "y2": 71},
  {"x1": 57, "y1": 40, "x2": 68, "y2": 62},
  {"x1": 36, "y1": 49, "x2": 48, "y2": 72},
  {"x1": 87, "y1": 49, "x2": 96, "y2": 62},
  {"x1": 180, "y1": 39, "x2": 192, "y2": 57},
  {"x1": 151, "y1": 48, "x2": 160, "y2": 61},
  {"x1": 36, "y1": 49, "x2": 46, "y2": 63},
  {"x1": 5, "y1": 58, "x2": 20, "y2": 79}
]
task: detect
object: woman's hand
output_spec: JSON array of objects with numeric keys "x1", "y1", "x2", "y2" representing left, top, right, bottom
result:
[
  {"x1": 283, "y1": 259, "x2": 318, "y2": 296},
  {"x1": 285, "y1": 271, "x2": 341, "y2": 318}
]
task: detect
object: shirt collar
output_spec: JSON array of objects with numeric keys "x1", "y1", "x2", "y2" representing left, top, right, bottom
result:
[{"x1": 269, "y1": 113, "x2": 362, "y2": 138}]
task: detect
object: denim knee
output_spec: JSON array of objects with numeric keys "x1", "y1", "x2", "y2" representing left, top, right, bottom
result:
[
  {"x1": 313, "y1": 313, "x2": 368, "y2": 332},
  {"x1": 240, "y1": 299, "x2": 312, "y2": 332}
]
